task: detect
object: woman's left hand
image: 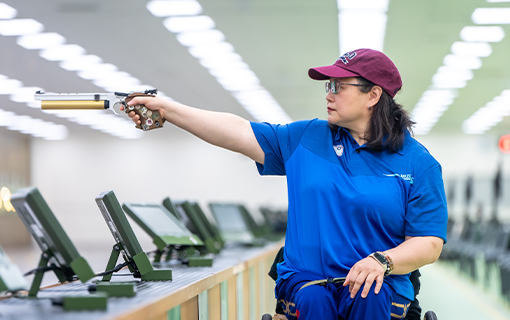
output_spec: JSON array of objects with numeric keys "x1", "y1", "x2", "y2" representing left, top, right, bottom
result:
[{"x1": 343, "y1": 256, "x2": 385, "y2": 299}]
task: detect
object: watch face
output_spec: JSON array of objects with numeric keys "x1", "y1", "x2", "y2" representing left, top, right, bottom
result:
[{"x1": 373, "y1": 252, "x2": 387, "y2": 265}]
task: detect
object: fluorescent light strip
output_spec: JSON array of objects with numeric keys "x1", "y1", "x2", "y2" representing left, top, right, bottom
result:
[
  {"x1": 147, "y1": 0, "x2": 202, "y2": 16},
  {"x1": 412, "y1": 89, "x2": 459, "y2": 135},
  {"x1": 337, "y1": 0, "x2": 389, "y2": 54},
  {"x1": 0, "y1": 19, "x2": 43, "y2": 35},
  {"x1": 412, "y1": 11, "x2": 506, "y2": 135},
  {"x1": 0, "y1": 3, "x2": 17, "y2": 19},
  {"x1": 472, "y1": 8, "x2": 510, "y2": 24},
  {"x1": 0, "y1": 74, "x2": 67, "y2": 140},
  {"x1": 462, "y1": 89, "x2": 510, "y2": 134},
  {"x1": 0, "y1": 109, "x2": 68, "y2": 140},
  {"x1": 460, "y1": 26, "x2": 505, "y2": 42},
  {"x1": 1, "y1": 4, "x2": 170, "y2": 139},
  {"x1": 147, "y1": 0, "x2": 291, "y2": 124},
  {"x1": 461, "y1": 6, "x2": 510, "y2": 134}
]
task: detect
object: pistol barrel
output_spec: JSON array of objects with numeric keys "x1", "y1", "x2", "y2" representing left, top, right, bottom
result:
[{"x1": 41, "y1": 100, "x2": 108, "y2": 110}]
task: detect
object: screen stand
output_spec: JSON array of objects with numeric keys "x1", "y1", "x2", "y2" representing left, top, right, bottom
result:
[
  {"x1": 164, "y1": 249, "x2": 173, "y2": 261},
  {"x1": 28, "y1": 251, "x2": 50, "y2": 297},
  {"x1": 153, "y1": 250, "x2": 163, "y2": 263},
  {"x1": 153, "y1": 245, "x2": 173, "y2": 264},
  {"x1": 27, "y1": 251, "x2": 108, "y2": 310},
  {"x1": 28, "y1": 250, "x2": 68, "y2": 297},
  {"x1": 153, "y1": 246, "x2": 172, "y2": 264},
  {"x1": 101, "y1": 244, "x2": 122, "y2": 282},
  {"x1": 154, "y1": 246, "x2": 212, "y2": 267},
  {"x1": 102, "y1": 243, "x2": 172, "y2": 281}
]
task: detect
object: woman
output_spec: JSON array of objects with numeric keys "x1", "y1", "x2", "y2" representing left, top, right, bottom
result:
[{"x1": 124, "y1": 48, "x2": 447, "y2": 320}]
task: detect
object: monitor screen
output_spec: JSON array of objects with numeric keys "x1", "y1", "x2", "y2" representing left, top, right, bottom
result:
[
  {"x1": 174, "y1": 203, "x2": 198, "y2": 235},
  {"x1": 191, "y1": 202, "x2": 224, "y2": 244},
  {"x1": 95, "y1": 190, "x2": 144, "y2": 260},
  {"x1": 209, "y1": 203, "x2": 249, "y2": 232},
  {"x1": 172, "y1": 201, "x2": 220, "y2": 253},
  {"x1": 123, "y1": 204, "x2": 194, "y2": 238},
  {"x1": 131, "y1": 206, "x2": 188, "y2": 235},
  {"x1": 10, "y1": 187, "x2": 95, "y2": 283},
  {"x1": 162, "y1": 197, "x2": 179, "y2": 218},
  {"x1": 0, "y1": 245, "x2": 26, "y2": 292}
]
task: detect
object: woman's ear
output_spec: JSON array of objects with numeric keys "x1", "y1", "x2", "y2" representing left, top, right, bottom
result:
[{"x1": 368, "y1": 86, "x2": 382, "y2": 109}]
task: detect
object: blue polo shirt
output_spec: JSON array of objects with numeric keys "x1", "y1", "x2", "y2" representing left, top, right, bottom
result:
[{"x1": 251, "y1": 119, "x2": 448, "y2": 301}]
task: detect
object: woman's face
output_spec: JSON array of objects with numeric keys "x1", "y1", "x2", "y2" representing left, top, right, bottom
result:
[{"x1": 326, "y1": 77, "x2": 371, "y2": 129}]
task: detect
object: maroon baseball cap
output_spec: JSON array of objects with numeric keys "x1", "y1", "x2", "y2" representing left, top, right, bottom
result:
[{"x1": 308, "y1": 48, "x2": 402, "y2": 97}]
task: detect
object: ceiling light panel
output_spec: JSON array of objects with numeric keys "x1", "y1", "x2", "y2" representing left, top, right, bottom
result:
[
  {"x1": 443, "y1": 54, "x2": 482, "y2": 70},
  {"x1": 0, "y1": 109, "x2": 68, "y2": 140},
  {"x1": 0, "y1": 19, "x2": 43, "y2": 36},
  {"x1": 462, "y1": 89, "x2": 510, "y2": 134},
  {"x1": 0, "y1": 3, "x2": 17, "y2": 19},
  {"x1": 337, "y1": 0, "x2": 389, "y2": 54},
  {"x1": 459, "y1": 5, "x2": 510, "y2": 135},
  {"x1": 17, "y1": 32, "x2": 66, "y2": 50},
  {"x1": 1, "y1": 3, "x2": 170, "y2": 139},
  {"x1": 147, "y1": 0, "x2": 292, "y2": 124},
  {"x1": 0, "y1": 74, "x2": 67, "y2": 140},
  {"x1": 412, "y1": 6, "x2": 506, "y2": 135},
  {"x1": 176, "y1": 29, "x2": 225, "y2": 46},
  {"x1": 460, "y1": 26, "x2": 505, "y2": 42},
  {"x1": 163, "y1": 15, "x2": 215, "y2": 33},
  {"x1": 472, "y1": 8, "x2": 510, "y2": 24},
  {"x1": 450, "y1": 41, "x2": 492, "y2": 57},
  {"x1": 337, "y1": 0, "x2": 388, "y2": 11},
  {"x1": 147, "y1": 0, "x2": 202, "y2": 17},
  {"x1": 59, "y1": 55, "x2": 103, "y2": 71}
]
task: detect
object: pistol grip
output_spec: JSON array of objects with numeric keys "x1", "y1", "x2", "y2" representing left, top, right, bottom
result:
[{"x1": 124, "y1": 93, "x2": 165, "y2": 131}]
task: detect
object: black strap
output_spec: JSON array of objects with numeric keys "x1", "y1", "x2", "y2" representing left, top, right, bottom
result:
[{"x1": 299, "y1": 277, "x2": 346, "y2": 291}]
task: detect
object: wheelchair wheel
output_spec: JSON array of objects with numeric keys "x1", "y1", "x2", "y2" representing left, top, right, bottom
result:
[
  {"x1": 424, "y1": 310, "x2": 437, "y2": 320},
  {"x1": 261, "y1": 313, "x2": 273, "y2": 320}
]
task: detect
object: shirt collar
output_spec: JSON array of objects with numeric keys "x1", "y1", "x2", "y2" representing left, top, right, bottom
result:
[
  {"x1": 394, "y1": 131, "x2": 412, "y2": 155},
  {"x1": 335, "y1": 127, "x2": 364, "y2": 148},
  {"x1": 335, "y1": 127, "x2": 411, "y2": 155}
]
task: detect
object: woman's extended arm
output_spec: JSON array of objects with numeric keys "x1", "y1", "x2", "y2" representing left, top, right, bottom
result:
[
  {"x1": 124, "y1": 96, "x2": 265, "y2": 164},
  {"x1": 343, "y1": 236, "x2": 443, "y2": 299}
]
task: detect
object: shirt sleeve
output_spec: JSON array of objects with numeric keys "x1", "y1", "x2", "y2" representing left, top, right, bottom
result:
[
  {"x1": 250, "y1": 120, "x2": 313, "y2": 176},
  {"x1": 405, "y1": 163, "x2": 448, "y2": 243}
]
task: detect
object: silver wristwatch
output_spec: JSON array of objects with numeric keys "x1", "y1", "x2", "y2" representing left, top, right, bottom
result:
[{"x1": 369, "y1": 252, "x2": 393, "y2": 276}]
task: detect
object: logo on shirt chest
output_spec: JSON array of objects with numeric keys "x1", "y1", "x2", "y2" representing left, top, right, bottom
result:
[
  {"x1": 384, "y1": 173, "x2": 414, "y2": 184},
  {"x1": 333, "y1": 144, "x2": 344, "y2": 156}
]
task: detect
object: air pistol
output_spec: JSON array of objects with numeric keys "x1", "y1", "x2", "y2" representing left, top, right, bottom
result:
[{"x1": 35, "y1": 89, "x2": 164, "y2": 131}]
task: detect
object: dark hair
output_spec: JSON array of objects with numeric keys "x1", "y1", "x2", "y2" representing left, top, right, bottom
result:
[{"x1": 330, "y1": 77, "x2": 414, "y2": 152}]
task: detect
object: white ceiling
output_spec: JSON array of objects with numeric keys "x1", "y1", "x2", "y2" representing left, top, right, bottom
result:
[{"x1": 1, "y1": 0, "x2": 510, "y2": 140}]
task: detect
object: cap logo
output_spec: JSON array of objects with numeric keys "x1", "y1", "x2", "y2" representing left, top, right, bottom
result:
[{"x1": 338, "y1": 51, "x2": 357, "y2": 65}]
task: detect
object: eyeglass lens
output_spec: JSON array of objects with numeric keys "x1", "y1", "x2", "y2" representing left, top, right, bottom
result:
[{"x1": 325, "y1": 81, "x2": 340, "y2": 94}]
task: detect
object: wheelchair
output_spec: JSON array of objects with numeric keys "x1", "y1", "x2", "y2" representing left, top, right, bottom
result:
[
  {"x1": 262, "y1": 247, "x2": 438, "y2": 320},
  {"x1": 261, "y1": 311, "x2": 437, "y2": 320}
]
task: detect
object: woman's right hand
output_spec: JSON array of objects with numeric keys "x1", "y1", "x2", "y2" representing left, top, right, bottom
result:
[{"x1": 120, "y1": 96, "x2": 170, "y2": 126}]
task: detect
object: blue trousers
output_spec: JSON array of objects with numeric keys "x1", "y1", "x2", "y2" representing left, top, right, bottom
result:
[{"x1": 275, "y1": 272, "x2": 411, "y2": 320}]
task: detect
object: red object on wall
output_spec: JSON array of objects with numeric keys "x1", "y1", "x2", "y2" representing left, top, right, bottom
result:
[{"x1": 499, "y1": 135, "x2": 510, "y2": 154}]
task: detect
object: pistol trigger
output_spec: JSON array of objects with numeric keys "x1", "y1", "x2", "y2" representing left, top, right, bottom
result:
[{"x1": 112, "y1": 102, "x2": 123, "y2": 115}]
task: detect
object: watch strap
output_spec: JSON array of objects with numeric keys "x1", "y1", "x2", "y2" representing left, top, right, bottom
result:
[
  {"x1": 369, "y1": 252, "x2": 393, "y2": 277},
  {"x1": 379, "y1": 252, "x2": 394, "y2": 276}
]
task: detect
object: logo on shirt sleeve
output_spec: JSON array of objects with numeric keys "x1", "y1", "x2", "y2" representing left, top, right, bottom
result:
[{"x1": 333, "y1": 144, "x2": 344, "y2": 156}]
